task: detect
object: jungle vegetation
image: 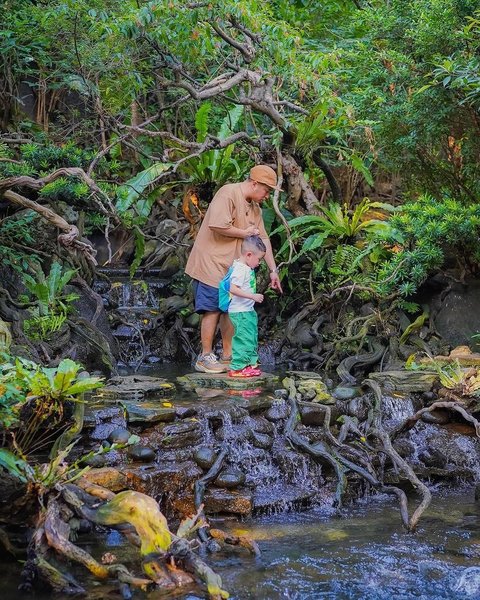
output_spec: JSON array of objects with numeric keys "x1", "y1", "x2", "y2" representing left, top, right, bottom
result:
[
  {"x1": 1, "y1": 1, "x2": 480, "y2": 352},
  {"x1": 2, "y1": 1, "x2": 480, "y2": 597}
]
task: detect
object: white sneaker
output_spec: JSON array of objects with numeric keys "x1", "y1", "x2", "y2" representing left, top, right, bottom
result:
[{"x1": 194, "y1": 353, "x2": 227, "y2": 374}]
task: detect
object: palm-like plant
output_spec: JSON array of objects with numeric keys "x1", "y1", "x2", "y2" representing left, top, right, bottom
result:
[
  {"x1": 181, "y1": 102, "x2": 246, "y2": 196},
  {"x1": 276, "y1": 198, "x2": 396, "y2": 260}
]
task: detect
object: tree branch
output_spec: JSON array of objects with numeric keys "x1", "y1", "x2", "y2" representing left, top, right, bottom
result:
[{"x1": 2, "y1": 190, "x2": 97, "y2": 265}]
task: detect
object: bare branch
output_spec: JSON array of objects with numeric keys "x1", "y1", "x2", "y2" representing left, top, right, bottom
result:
[
  {"x1": 0, "y1": 167, "x2": 119, "y2": 222},
  {"x1": 3, "y1": 190, "x2": 97, "y2": 265},
  {"x1": 0, "y1": 167, "x2": 101, "y2": 194},
  {"x1": 228, "y1": 16, "x2": 262, "y2": 45},
  {"x1": 210, "y1": 22, "x2": 256, "y2": 63}
]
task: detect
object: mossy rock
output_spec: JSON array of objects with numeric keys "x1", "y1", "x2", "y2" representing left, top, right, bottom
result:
[
  {"x1": 368, "y1": 370, "x2": 437, "y2": 392},
  {"x1": 283, "y1": 372, "x2": 334, "y2": 404}
]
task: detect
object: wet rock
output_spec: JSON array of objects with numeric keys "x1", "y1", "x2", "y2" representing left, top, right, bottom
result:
[
  {"x1": 250, "y1": 430, "x2": 273, "y2": 450},
  {"x1": 422, "y1": 391, "x2": 437, "y2": 402},
  {"x1": 345, "y1": 397, "x2": 370, "y2": 421},
  {"x1": 204, "y1": 488, "x2": 252, "y2": 515},
  {"x1": 94, "y1": 375, "x2": 175, "y2": 401},
  {"x1": 434, "y1": 282, "x2": 480, "y2": 347},
  {"x1": 204, "y1": 406, "x2": 249, "y2": 424},
  {"x1": 124, "y1": 402, "x2": 176, "y2": 425},
  {"x1": 368, "y1": 370, "x2": 436, "y2": 393},
  {"x1": 392, "y1": 438, "x2": 415, "y2": 458},
  {"x1": 193, "y1": 447, "x2": 217, "y2": 470},
  {"x1": 421, "y1": 409, "x2": 451, "y2": 425},
  {"x1": 332, "y1": 386, "x2": 361, "y2": 401},
  {"x1": 84, "y1": 405, "x2": 125, "y2": 429},
  {"x1": 113, "y1": 461, "x2": 203, "y2": 506},
  {"x1": 298, "y1": 402, "x2": 327, "y2": 426},
  {"x1": 177, "y1": 371, "x2": 278, "y2": 390},
  {"x1": 475, "y1": 484, "x2": 480, "y2": 501},
  {"x1": 418, "y1": 448, "x2": 448, "y2": 469},
  {"x1": 250, "y1": 416, "x2": 274, "y2": 434},
  {"x1": 158, "y1": 420, "x2": 203, "y2": 449},
  {"x1": 214, "y1": 468, "x2": 246, "y2": 489},
  {"x1": 158, "y1": 448, "x2": 194, "y2": 463},
  {"x1": 128, "y1": 445, "x2": 156, "y2": 462},
  {"x1": 288, "y1": 322, "x2": 317, "y2": 348},
  {"x1": 265, "y1": 401, "x2": 289, "y2": 422},
  {"x1": 82, "y1": 454, "x2": 107, "y2": 468},
  {"x1": 215, "y1": 425, "x2": 250, "y2": 443},
  {"x1": 283, "y1": 373, "x2": 334, "y2": 404},
  {"x1": 83, "y1": 467, "x2": 129, "y2": 492},
  {"x1": 274, "y1": 388, "x2": 288, "y2": 399},
  {"x1": 176, "y1": 407, "x2": 197, "y2": 419},
  {"x1": 253, "y1": 485, "x2": 316, "y2": 514},
  {"x1": 108, "y1": 427, "x2": 131, "y2": 444},
  {"x1": 239, "y1": 395, "x2": 275, "y2": 413}
]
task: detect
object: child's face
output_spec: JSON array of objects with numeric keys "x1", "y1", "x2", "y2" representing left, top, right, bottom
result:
[{"x1": 245, "y1": 250, "x2": 265, "y2": 269}]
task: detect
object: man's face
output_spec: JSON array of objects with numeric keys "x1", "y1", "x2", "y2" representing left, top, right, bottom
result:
[{"x1": 251, "y1": 181, "x2": 272, "y2": 203}]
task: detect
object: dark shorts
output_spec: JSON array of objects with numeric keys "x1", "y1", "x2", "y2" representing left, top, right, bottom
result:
[{"x1": 192, "y1": 280, "x2": 222, "y2": 314}]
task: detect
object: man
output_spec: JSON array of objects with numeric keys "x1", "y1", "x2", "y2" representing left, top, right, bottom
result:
[{"x1": 185, "y1": 164, "x2": 283, "y2": 373}]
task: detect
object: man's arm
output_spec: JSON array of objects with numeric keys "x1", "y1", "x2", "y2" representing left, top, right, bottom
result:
[
  {"x1": 209, "y1": 224, "x2": 259, "y2": 238},
  {"x1": 262, "y1": 236, "x2": 283, "y2": 293}
]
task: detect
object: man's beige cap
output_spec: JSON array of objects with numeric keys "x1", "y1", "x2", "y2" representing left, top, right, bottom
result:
[{"x1": 249, "y1": 165, "x2": 282, "y2": 191}]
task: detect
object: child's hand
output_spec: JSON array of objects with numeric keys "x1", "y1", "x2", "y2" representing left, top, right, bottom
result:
[{"x1": 252, "y1": 293, "x2": 264, "y2": 303}]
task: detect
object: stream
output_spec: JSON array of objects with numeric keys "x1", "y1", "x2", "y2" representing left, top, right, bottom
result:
[
  {"x1": 1, "y1": 365, "x2": 480, "y2": 599},
  {"x1": 212, "y1": 491, "x2": 480, "y2": 599}
]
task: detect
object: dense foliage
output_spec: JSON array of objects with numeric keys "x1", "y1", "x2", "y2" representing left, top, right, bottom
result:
[{"x1": 1, "y1": 0, "x2": 480, "y2": 346}]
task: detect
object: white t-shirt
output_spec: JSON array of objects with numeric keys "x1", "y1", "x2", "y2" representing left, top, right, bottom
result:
[{"x1": 228, "y1": 260, "x2": 256, "y2": 313}]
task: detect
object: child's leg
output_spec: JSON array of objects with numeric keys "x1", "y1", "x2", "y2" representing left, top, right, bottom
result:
[
  {"x1": 244, "y1": 310, "x2": 259, "y2": 367},
  {"x1": 229, "y1": 312, "x2": 254, "y2": 370}
]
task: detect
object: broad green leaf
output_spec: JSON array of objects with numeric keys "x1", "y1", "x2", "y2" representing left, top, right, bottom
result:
[{"x1": 116, "y1": 163, "x2": 173, "y2": 213}]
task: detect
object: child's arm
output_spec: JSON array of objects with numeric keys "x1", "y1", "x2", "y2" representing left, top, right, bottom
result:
[{"x1": 230, "y1": 283, "x2": 263, "y2": 303}]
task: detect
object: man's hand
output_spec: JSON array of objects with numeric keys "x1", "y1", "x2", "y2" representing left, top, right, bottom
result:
[
  {"x1": 252, "y1": 293, "x2": 264, "y2": 303},
  {"x1": 244, "y1": 225, "x2": 260, "y2": 237},
  {"x1": 269, "y1": 271, "x2": 283, "y2": 293}
]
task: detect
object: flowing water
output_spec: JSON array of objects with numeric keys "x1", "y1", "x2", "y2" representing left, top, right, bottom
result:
[
  {"x1": 208, "y1": 491, "x2": 480, "y2": 599},
  {"x1": 2, "y1": 364, "x2": 480, "y2": 599}
]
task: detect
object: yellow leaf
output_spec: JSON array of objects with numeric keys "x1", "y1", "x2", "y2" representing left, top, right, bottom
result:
[{"x1": 324, "y1": 529, "x2": 348, "y2": 541}]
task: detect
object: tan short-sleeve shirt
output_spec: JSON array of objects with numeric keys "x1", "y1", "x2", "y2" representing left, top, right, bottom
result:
[{"x1": 185, "y1": 183, "x2": 267, "y2": 287}]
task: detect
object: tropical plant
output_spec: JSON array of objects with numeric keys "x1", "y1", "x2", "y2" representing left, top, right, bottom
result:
[
  {"x1": 276, "y1": 198, "x2": 396, "y2": 262},
  {"x1": 22, "y1": 261, "x2": 78, "y2": 340},
  {"x1": 0, "y1": 354, "x2": 103, "y2": 455},
  {"x1": 181, "y1": 102, "x2": 247, "y2": 192}
]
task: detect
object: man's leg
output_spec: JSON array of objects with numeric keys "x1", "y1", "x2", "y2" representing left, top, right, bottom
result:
[
  {"x1": 192, "y1": 279, "x2": 227, "y2": 373},
  {"x1": 219, "y1": 312, "x2": 234, "y2": 358},
  {"x1": 200, "y1": 310, "x2": 221, "y2": 355}
]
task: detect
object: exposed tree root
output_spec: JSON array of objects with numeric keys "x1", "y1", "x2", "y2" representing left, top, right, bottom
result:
[
  {"x1": 364, "y1": 378, "x2": 432, "y2": 531},
  {"x1": 394, "y1": 400, "x2": 480, "y2": 438},
  {"x1": 284, "y1": 375, "x2": 422, "y2": 530},
  {"x1": 21, "y1": 482, "x2": 232, "y2": 599},
  {"x1": 194, "y1": 448, "x2": 228, "y2": 547}
]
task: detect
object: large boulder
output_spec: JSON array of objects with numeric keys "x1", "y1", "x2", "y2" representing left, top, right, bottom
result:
[{"x1": 434, "y1": 280, "x2": 480, "y2": 348}]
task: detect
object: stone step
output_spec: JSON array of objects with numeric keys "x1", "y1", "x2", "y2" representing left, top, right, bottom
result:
[{"x1": 177, "y1": 371, "x2": 279, "y2": 390}]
